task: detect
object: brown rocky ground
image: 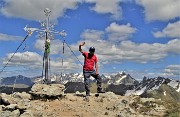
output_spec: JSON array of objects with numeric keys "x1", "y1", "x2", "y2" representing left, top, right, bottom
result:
[{"x1": 0, "y1": 84, "x2": 179, "y2": 117}]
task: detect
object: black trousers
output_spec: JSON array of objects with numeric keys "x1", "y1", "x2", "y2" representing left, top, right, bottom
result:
[{"x1": 83, "y1": 70, "x2": 102, "y2": 94}]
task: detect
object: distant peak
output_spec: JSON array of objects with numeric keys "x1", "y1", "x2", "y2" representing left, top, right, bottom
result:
[
  {"x1": 118, "y1": 71, "x2": 126, "y2": 75},
  {"x1": 16, "y1": 75, "x2": 25, "y2": 78}
]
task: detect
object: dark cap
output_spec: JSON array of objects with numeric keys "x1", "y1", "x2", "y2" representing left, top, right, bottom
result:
[{"x1": 89, "y1": 46, "x2": 95, "y2": 52}]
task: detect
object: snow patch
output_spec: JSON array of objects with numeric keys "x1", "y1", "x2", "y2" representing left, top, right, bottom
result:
[
  {"x1": 77, "y1": 73, "x2": 83, "y2": 79},
  {"x1": 151, "y1": 84, "x2": 160, "y2": 90},
  {"x1": 115, "y1": 75, "x2": 127, "y2": 84},
  {"x1": 125, "y1": 86, "x2": 146, "y2": 96},
  {"x1": 125, "y1": 90, "x2": 135, "y2": 96},
  {"x1": 133, "y1": 86, "x2": 147, "y2": 96},
  {"x1": 176, "y1": 86, "x2": 180, "y2": 92},
  {"x1": 168, "y1": 80, "x2": 178, "y2": 88},
  {"x1": 118, "y1": 71, "x2": 125, "y2": 75},
  {"x1": 151, "y1": 80, "x2": 164, "y2": 90},
  {"x1": 163, "y1": 91, "x2": 166, "y2": 96}
]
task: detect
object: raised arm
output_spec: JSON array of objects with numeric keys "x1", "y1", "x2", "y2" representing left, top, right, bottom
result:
[{"x1": 79, "y1": 42, "x2": 85, "y2": 54}]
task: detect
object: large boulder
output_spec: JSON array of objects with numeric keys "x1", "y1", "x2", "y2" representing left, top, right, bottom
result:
[
  {"x1": 0, "y1": 92, "x2": 31, "y2": 110},
  {"x1": 1, "y1": 93, "x2": 16, "y2": 105},
  {"x1": 29, "y1": 84, "x2": 65, "y2": 99}
]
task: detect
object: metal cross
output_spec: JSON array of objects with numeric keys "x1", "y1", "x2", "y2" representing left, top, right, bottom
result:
[{"x1": 24, "y1": 8, "x2": 67, "y2": 83}]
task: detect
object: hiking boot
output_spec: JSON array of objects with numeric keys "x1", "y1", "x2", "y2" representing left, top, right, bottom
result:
[
  {"x1": 86, "y1": 92, "x2": 91, "y2": 96},
  {"x1": 86, "y1": 93, "x2": 91, "y2": 96}
]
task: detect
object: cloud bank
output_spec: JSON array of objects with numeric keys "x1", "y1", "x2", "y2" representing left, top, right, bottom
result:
[
  {"x1": 0, "y1": 0, "x2": 79, "y2": 20},
  {"x1": 136, "y1": 0, "x2": 180, "y2": 21}
]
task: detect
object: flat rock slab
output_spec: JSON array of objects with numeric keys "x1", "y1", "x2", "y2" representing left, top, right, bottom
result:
[{"x1": 29, "y1": 84, "x2": 65, "y2": 99}]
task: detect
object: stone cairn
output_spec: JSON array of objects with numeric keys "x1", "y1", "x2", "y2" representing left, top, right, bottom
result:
[
  {"x1": 0, "y1": 83, "x2": 65, "y2": 117},
  {"x1": 29, "y1": 83, "x2": 65, "y2": 100}
]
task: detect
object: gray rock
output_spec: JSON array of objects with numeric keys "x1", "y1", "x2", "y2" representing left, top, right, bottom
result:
[
  {"x1": 10, "y1": 109, "x2": 20, "y2": 117},
  {"x1": 16, "y1": 99, "x2": 31, "y2": 110},
  {"x1": 0, "y1": 105, "x2": 5, "y2": 111},
  {"x1": 1, "y1": 93, "x2": 15, "y2": 105},
  {"x1": 12, "y1": 92, "x2": 32, "y2": 100},
  {"x1": 20, "y1": 110, "x2": 34, "y2": 117},
  {"x1": 101, "y1": 92, "x2": 118, "y2": 98},
  {"x1": 1, "y1": 92, "x2": 31, "y2": 111},
  {"x1": 75, "y1": 91, "x2": 81, "y2": 95},
  {"x1": 98, "y1": 92, "x2": 118, "y2": 102},
  {"x1": 29, "y1": 84, "x2": 65, "y2": 99},
  {"x1": 4, "y1": 104, "x2": 17, "y2": 111},
  {"x1": 0, "y1": 110, "x2": 11, "y2": 117}
]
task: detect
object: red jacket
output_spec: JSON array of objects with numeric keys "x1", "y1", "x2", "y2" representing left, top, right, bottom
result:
[{"x1": 82, "y1": 52, "x2": 98, "y2": 71}]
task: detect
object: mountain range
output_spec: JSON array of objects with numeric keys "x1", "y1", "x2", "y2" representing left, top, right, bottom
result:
[
  {"x1": 0, "y1": 75, "x2": 34, "y2": 86},
  {"x1": 0, "y1": 72, "x2": 179, "y2": 102}
]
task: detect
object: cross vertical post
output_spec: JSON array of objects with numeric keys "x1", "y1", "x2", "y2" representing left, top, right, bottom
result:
[{"x1": 44, "y1": 8, "x2": 51, "y2": 83}]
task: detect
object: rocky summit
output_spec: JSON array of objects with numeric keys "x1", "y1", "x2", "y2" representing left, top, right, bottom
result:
[{"x1": 1, "y1": 83, "x2": 180, "y2": 117}]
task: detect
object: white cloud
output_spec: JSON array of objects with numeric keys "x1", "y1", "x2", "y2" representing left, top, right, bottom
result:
[
  {"x1": 0, "y1": 33, "x2": 23, "y2": 41},
  {"x1": 106, "y1": 22, "x2": 137, "y2": 42},
  {"x1": 1, "y1": 51, "x2": 43, "y2": 77},
  {"x1": 153, "y1": 21, "x2": 180, "y2": 38},
  {"x1": 80, "y1": 29, "x2": 104, "y2": 41},
  {"x1": 80, "y1": 24, "x2": 180, "y2": 64},
  {"x1": 4, "y1": 51, "x2": 42, "y2": 67},
  {"x1": 7, "y1": 23, "x2": 178, "y2": 76},
  {"x1": 2, "y1": 37, "x2": 180, "y2": 78},
  {"x1": 126, "y1": 64, "x2": 180, "y2": 80},
  {"x1": 33, "y1": 39, "x2": 83, "y2": 72},
  {"x1": 0, "y1": 0, "x2": 79, "y2": 20},
  {"x1": 166, "y1": 39, "x2": 180, "y2": 54},
  {"x1": 136, "y1": 0, "x2": 180, "y2": 21},
  {"x1": 165, "y1": 65, "x2": 180, "y2": 74},
  {"x1": 84, "y1": 0, "x2": 122, "y2": 20},
  {"x1": 49, "y1": 58, "x2": 82, "y2": 72},
  {"x1": 2, "y1": 51, "x2": 82, "y2": 75},
  {"x1": 119, "y1": 41, "x2": 167, "y2": 63},
  {"x1": 164, "y1": 65, "x2": 180, "y2": 76},
  {"x1": 34, "y1": 39, "x2": 45, "y2": 52}
]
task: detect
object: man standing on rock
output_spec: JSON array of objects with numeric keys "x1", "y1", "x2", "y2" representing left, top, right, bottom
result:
[{"x1": 79, "y1": 42, "x2": 105, "y2": 96}]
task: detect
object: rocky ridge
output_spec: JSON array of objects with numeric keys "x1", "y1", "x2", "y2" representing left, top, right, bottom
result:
[{"x1": 1, "y1": 83, "x2": 180, "y2": 117}]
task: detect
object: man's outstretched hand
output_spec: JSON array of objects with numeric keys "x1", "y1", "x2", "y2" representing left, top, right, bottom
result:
[
  {"x1": 79, "y1": 42, "x2": 85, "y2": 53},
  {"x1": 80, "y1": 42, "x2": 85, "y2": 46}
]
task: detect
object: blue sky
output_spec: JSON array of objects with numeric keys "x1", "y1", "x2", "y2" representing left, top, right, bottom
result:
[{"x1": 0, "y1": 0, "x2": 179, "y2": 80}]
